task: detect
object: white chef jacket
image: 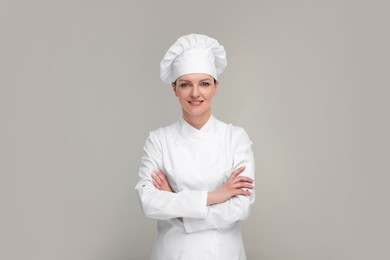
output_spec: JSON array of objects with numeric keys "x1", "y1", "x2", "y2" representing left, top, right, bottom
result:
[{"x1": 135, "y1": 115, "x2": 255, "y2": 260}]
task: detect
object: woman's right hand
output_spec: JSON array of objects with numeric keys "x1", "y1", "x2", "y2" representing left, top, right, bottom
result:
[{"x1": 207, "y1": 166, "x2": 254, "y2": 206}]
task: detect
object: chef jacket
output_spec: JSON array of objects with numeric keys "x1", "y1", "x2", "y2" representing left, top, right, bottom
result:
[{"x1": 135, "y1": 115, "x2": 255, "y2": 260}]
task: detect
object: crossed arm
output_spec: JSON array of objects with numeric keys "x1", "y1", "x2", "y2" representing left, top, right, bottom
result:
[
  {"x1": 135, "y1": 129, "x2": 255, "y2": 232},
  {"x1": 152, "y1": 166, "x2": 254, "y2": 206}
]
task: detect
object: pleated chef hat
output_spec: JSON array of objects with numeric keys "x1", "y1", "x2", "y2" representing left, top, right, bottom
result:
[{"x1": 160, "y1": 34, "x2": 227, "y2": 84}]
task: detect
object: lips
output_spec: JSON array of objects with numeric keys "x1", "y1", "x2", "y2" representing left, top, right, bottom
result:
[{"x1": 188, "y1": 100, "x2": 204, "y2": 106}]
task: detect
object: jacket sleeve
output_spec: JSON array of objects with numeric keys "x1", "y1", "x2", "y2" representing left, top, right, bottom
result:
[
  {"x1": 182, "y1": 127, "x2": 255, "y2": 233},
  {"x1": 135, "y1": 131, "x2": 208, "y2": 220}
]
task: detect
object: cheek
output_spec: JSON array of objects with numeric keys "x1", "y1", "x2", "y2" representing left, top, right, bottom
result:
[
  {"x1": 206, "y1": 89, "x2": 216, "y2": 99},
  {"x1": 179, "y1": 89, "x2": 191, "y2": 98},
  {"x1": 177, "y1": 92, "x2": 188, "y2": 103}
]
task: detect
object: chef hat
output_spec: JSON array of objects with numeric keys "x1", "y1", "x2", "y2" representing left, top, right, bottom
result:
[{"x1": 160, "y1": 34, "x2": 227, "y2": 84}]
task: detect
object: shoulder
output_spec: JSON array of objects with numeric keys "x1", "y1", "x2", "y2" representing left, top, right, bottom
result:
[
  {"x1": 143, "y1": 120, "x2": 180, "y2": 153},
  {"x1": 215, "y1": 118, "x2": 252, "y2": 148},
  {"x1": 231, "y1": 125, "x2": 252, "y2": 149},
  {"x1": 215, "y1": 117, "x2": 250, "y2": 137},
  {"x1": 147, "y1": 120, "x2": 180, "y2": 141}
]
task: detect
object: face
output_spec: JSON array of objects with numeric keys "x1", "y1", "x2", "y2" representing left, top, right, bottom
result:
[{"x1": 172, "y1": 73, "x2": 219, "y2": 121}]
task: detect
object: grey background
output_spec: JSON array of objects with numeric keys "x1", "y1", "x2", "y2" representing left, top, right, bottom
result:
[{"x1": 1, "y1": 0, "x2": 389, "y2": 259}]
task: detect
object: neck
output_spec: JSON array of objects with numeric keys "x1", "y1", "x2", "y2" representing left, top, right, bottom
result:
[{"x1": 183, "y1": 111, "x2": 212, "y2": 130}]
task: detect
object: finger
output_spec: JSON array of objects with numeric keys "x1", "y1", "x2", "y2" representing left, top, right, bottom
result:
[
  {"x1": 234, "y1": 182, "x2": 254, "y2": 190},
  {"x1": 154, "y1": 169, "x2": 164, "y2": 180},
  {"x1": 152, "y1": 172, "x2": 164, "y2": 186},
  {"x1": 236, "y1": 189, "x2": 252, "y2": 196},
  {"x1": 229, "y1": 166, "x2": 246, "y2": 179},
  {"x1": 156, "y1": 171, "x2": 170, "y2": 190},
  {"x1": 151, "y1": 171, "x2": 160, "y2": 182},
  {"x1": 152, "y1": 179, "x2": 162, "y2": 190},
  {"x1": 156, "y1": 170, "x2": 168, "y2": 182},
  {"x1": 153, "y1": 170, "x2": 165, "y2": 180},
  {"x1": 152, "y1": 173, "x2": 160, "y2": 184},
  {"x1": 232, "y1": 187, "x2": 252, "y2": 196},
  {"x1": 154, "y1": 169, "x2": 164, "y2": 175},
  {"x1": 154, "y1": 169, "x2": 173, "y2": 192},
  {"x1": 234, "y1": 176, "x2": 253, "y2": 184}
]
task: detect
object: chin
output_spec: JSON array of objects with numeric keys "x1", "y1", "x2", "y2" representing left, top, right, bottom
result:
[{"x1": 185, "y1": 109, "x2": 210, "y2": 117}]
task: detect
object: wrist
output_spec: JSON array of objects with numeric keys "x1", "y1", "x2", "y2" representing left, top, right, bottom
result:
[{"x1": 207, "y1": 192, "x2": 216, "y2": 206}]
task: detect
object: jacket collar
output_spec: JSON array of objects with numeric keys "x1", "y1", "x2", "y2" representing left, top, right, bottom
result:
[{"x1": 179, "y1": 115, "x2": 216, "y2": 138}]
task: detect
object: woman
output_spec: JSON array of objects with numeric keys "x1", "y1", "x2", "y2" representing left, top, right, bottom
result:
[{"x1": 135, "y1": 34, "x2": 255, "y2": 260}]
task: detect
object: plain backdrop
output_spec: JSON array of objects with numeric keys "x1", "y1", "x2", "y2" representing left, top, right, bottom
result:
[{"x1": 1, "y1": 0, "x2": 389, "y2": 259}]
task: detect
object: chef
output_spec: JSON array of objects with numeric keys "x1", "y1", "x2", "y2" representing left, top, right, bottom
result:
[{"x1": 135, "y1": 33, "x2": 255, "y2": 260}]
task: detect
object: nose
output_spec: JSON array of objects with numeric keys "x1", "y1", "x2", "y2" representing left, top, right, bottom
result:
[{"x1": 190, "y1": 85, "x2": 200, "y2": 98}]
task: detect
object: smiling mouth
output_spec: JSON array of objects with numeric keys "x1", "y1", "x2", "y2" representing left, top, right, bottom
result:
[{"x1": 188, "y1": 100, "x2": 204, "y2": 106}]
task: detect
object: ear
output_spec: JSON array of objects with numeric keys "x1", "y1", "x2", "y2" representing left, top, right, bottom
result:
[
  {"x1": 215, "y1": 81, "x2": 219, "y2": 92},
  {"x1": 171, "y1": 83, "x2": 178, "y2": 97}
]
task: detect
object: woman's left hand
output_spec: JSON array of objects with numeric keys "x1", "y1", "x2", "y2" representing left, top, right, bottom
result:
[{"x1": 152, "y1": 169, "x2": 173, "y2": 192}]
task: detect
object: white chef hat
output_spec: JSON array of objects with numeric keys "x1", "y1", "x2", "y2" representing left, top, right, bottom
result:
[{"x1": 160, "y1": 34, "x2": 227, "y2": 84}]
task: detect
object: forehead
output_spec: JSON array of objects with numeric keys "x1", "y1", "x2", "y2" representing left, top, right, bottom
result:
[{"x1": 177, "y1": 73, "x2": 213, "y2": 82}]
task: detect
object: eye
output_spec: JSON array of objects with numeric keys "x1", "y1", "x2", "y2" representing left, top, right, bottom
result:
[
  {"x1": 180, "y1": 83, "x2": 190, "y2": 88},
  {"x1": 200, "y1": 82, "x2": 210, "y2": 87}
]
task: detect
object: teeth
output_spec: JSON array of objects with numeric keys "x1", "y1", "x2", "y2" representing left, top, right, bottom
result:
[{"x1": 190, "y1": 101, "x2": 202, "y2": 105}]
